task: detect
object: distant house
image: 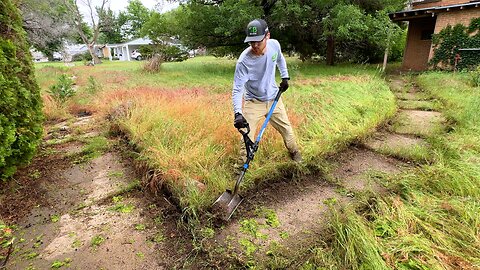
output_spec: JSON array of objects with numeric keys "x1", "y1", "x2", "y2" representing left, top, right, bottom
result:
[
  {"x1": 30, "y1": 48, "x2": 48, "y2": 62},
  {"x1": 390, "y1": 0, "x2": 480, "y2": 71},
  {"x1": 106, "y1": 38, "x2": 153, "y2": 61},
  {"x1": 62, "y1": 44, "x2": 105, "y2": 62}
]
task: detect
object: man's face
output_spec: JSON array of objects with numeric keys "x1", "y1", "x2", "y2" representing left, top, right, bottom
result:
[{"x1": 249, "y1": 33, "x2": 269, "y2": 55}]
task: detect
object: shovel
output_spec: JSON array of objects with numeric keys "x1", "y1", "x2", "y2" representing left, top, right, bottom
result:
[{"x1": 213, "y1": 88, "x2": 283, "y2": 220}]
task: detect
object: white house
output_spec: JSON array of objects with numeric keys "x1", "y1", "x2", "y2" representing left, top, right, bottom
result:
[{"x1": 106, "y1": 38, "x2": 153, "y2": 61}]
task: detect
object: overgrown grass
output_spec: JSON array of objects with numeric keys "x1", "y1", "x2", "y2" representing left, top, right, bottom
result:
[
  {"x1": 374, "y1": 142, "x2": 432, "y2": 164},
  {"x1": 102, "y1": 59, "x2": 395, "y2": 215},
  {"x1": 303, "y1": 71, "x2": 480, "y2": 269},
  {"x1": 34, "y1": 58, "x2": 396, "y2": 216}
]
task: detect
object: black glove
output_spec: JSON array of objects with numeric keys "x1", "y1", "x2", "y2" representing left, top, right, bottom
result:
[
  {"x1": 280, "y1": 78, "x2": 289, "y2": 92},
  {"x1": 234, "y1": 113, "x2": 248, "y2": 129}
]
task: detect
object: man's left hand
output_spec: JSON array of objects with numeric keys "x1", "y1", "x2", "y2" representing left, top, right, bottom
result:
[{"x1": 280, "y1": 78, "x2": 289, "y2": 92}]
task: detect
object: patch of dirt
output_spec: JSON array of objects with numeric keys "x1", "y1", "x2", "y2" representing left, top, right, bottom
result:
[
  {"x1": 204, "y1": 145, "x2": 407, "y2": 267},
  {"x1": 331, "y1": 147, "x2": 406, "y2": 192},
  {"x1": 206, "y1": 175, "x2": 346, "y2": 267},
  {"x1": 392, "y1": 109, "x2": 445, "y2": 136},
  {"x1": 0, "y1": 144, "x2": 71, "y2": 222},
  {"x1": 363, "y1": 132, "x2": 427, "y2": 151},
  {"x1": 388, "y1": 76, "x2": 407, "y2": 92},
  {"x1": 2, "y1": 116, "x2": 191, "y2": 270}
]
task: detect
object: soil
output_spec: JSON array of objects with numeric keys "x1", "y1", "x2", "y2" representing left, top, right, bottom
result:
[
  {"x1": 331, "y1": 146, "x2": 407, "y2": 192},
  {"x1": 0, "y1": 117, "x2": 192, "y2": 270},
  {"x1": 1, "y1": 74, "x2": 446, "y2": 269},
  {"x1": 363, "y1": 132, "x2": 427, "y2": 151}
]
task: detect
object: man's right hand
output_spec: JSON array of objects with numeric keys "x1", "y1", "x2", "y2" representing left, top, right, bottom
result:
[{"x1": 234, "y1": 113, "x2": 248, "y2": 129}]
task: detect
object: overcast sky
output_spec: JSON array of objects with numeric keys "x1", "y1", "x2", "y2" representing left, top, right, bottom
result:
[
  {"x1": 106, "y1": 0, "x2": 178, "y2": 13},
  {"x1": 78, "y1": 0, "x2": 179, "y2": 20}
]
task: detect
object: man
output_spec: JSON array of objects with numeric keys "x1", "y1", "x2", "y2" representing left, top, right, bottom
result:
[{"x1": 232, "y1": 18, "x2": 302, "y2": 163}]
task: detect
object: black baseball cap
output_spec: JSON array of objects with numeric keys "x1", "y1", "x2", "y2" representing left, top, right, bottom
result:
[{"x1": 244, "y1": 19, "x2": 269, "y2": 43}]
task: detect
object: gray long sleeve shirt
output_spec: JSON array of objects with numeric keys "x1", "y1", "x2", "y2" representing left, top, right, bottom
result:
[{"x1": 232, "y1": 39, "x2": 289, "y2": 114}]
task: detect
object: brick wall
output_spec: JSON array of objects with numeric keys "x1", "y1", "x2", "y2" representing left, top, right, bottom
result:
[
  {"x1": 403, "y1": 18, "x2": 437, "y2": 70},
  {"x1": 434, "y1": 8, "x2": 480, "y2": 33},
  {"x1": 413, "y1": 0, "x2": 473, "y2": 9},
  {"x1": 428, "y1": 8, "x2": 480, "y2": 59}
]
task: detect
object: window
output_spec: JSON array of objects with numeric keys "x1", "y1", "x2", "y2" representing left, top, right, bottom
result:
[{"x1": 421, "y1": 29, "x2": 434, "y2": 40}]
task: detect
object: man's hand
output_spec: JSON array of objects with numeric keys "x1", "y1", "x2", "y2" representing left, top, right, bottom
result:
[
  {"x1": 280, "y1": 78, "x2": 289, "y2": 92},
  {"x1": 234, "y1": 113, "x2": 248, "y2": 129}
]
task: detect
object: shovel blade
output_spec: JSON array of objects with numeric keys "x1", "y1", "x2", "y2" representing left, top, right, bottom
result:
[{"x1": 212, "y1": 190, "x2": 244, "y2": 221}]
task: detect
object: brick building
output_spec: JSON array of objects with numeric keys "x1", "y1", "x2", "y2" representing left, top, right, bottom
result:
[{"x1": 390, "y1": 0, "x2": 480, "y2": 71}]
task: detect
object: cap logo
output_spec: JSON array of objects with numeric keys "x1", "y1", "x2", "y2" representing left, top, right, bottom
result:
[{"x1": 248, "y1": 26, "x2": 258, "y2": 36}]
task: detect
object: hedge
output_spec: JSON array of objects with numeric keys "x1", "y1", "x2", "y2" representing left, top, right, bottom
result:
[{"x1": 0, "y1": 0, "x2": 43, "y2": 179}]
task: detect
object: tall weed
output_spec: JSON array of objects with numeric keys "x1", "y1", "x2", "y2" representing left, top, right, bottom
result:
[{"x1": 48, "y1": 74, "x2": 75, "y2": 105}]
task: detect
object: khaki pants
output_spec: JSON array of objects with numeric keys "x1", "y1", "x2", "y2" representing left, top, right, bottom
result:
[{"x1": 238, "y1": 97, "x2": 299, "y2": 163}]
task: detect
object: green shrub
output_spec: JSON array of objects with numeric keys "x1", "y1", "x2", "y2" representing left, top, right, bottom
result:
[
  {"x1": 471, "y1": 66, "x2": 480, "y2": 87},
  {"x1": 48, "y1": 74, "x2": 75, "y2": 105},
  {"x1": 0, "y1": 0, "x2": 43, "y2": 179},
  {"x1": 72, "y1": 51, "x2": 92, "y2": 62},
  {"x1": 139, "y1": 44, "x2": 189, "y2": 62}
]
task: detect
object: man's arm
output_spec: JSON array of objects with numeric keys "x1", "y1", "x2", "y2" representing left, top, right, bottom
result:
[
  {"x1": 232, "y1": 61, "x2": 248, "y2": 114},
  {"x1": 275, "y1": 41, "x2": 289, "y2": 80}
]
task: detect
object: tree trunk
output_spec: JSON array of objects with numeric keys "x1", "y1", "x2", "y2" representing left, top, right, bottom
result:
[
  {"x1": 64, "y1": 0, "x2": 107, "y2": 66},
  {"x1": 88, "y1": 45, "x2": 102, "y2": 64},
  {"x1": 382, "y1": 31, "x2": 392, "y2": 73},
  {"x1": 382, "y1": 45, "x2": 389, "y2": 73},
  {"x1": 326, "y1": 35, "x2": 335, "y2": 66}
]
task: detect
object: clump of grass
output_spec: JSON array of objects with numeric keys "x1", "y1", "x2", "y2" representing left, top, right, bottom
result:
[
  {"x1": 470, "y1": 66, "x2": 480, "y2": 87},
  {"x1": 397, "y1": 100, "x2": 439, "y2": 111},
  {"x1": 255, "y1": 207, "x2": 280, "y2": 228},
  {"x1": 51, "y1": 258, "x2": 72, "y2": 268},
  {"x1": 239, "y1": 219, "x2": 261, "y2": 238},
  {"x1": 86, "y1": 76, "x2": 101, "y2": 94},
  {"x1": 50, "y1": 214, "x2": 60, "y2": 223},
  {"x1": 134, "y1": 224, "x2": 146, "y2": 231},
  {"x1": 108, "y1": 195, "x2": 135, "y2": 213},
  {"x1": 73, "y1": 136, "x2": 110, "y2": 164},
  {"x1": 328, "y1": 206, "x2": 388, "y2": 270},
  {"x1": 375, "y1": 143, "x2": 433, "y2": 164},
  {"x1": 90, "y1": 235, "x2": 105, "y2": 249}
]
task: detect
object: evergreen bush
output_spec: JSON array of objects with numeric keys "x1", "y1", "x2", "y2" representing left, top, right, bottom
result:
[{"x1": 0, "y1": 0, "x2": 43, "y2": 179}]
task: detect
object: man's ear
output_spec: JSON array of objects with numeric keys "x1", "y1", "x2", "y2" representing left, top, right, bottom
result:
[{"x1": 265, "y1": 32, "x2": 271, "y2": 40}]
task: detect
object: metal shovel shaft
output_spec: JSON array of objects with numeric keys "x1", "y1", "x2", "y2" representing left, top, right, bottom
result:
[{"x1": 213, "y1": 89, "x2": 283, "y2": 220}]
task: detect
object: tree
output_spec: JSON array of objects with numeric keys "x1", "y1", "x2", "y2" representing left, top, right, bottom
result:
[
  {"x1": 119, "y1": 0, "x2": 152, "y2": 40},
  {"x1": 98, "y1": 7, "x2": 123, "y2": 44},
  {"x1": 0, "y1": 0, "x2": 43, "y2": 179},
  {"x1": 63, "y1": 0, "x2": 108, "y2": 64},
  {"x1": 162, "y1": 0, "x2": 262, "y2": 56},
  {"x1": 19, "y1": 0, "x2": 73, "y2": 60},
  {"x1": 322, "y1": 4, "x2": 370, "y2": 65},
  {"x1": 164, "y1": 0, "x2": 406, "y2": 63}
]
